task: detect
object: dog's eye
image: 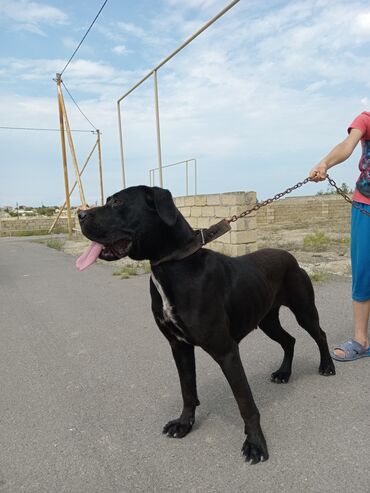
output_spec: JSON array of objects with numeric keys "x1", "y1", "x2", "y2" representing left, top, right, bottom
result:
[{"x1": 111, "y1": 197, "x2": 122, "y2": 207}]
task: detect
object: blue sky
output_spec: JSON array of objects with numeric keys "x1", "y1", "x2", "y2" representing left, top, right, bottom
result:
[{"x1": 1, "y1": 0, "x2": 370, "y2": 206}]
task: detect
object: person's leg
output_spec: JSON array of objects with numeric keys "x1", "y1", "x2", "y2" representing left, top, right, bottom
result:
[
  {"x1": 334, "y1": 300, "x2": 370, "y2": 358},
  {"x1": 353, "y1": 300, "x2": 370, "y2": 348},
  {"x1": 333, "y1": 203, "x2": 370, "y2": 358}
]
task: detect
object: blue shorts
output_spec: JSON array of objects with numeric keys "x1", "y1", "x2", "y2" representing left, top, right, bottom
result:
[{"x1": 351, "y1": 202, "x2": 370, "y2": 301}]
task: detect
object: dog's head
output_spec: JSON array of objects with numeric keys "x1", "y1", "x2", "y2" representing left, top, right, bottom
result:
[{"x1": 77, "y1": 185, "x2": 192, "y2": 266}]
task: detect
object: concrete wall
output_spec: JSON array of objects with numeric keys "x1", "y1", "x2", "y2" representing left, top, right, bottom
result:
[
  {"x1": 0, "y1": 217, "x2": 74, "y2": 236},
  {"x1": 174, "y1": 191, "x2": 257, "y2": 256}
]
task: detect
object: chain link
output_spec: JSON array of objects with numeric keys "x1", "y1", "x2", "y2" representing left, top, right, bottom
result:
[
  {"x1": 326, "y1": 176, "x2": 370, "y2": 217},
  {"x1": 227, "y1": 174, "x2": 370, "y2": 223}
]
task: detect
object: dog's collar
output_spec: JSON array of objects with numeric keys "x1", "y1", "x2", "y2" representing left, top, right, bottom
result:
[{"x1": 151, "y1": 219, "x2": 231, "y2": 266}]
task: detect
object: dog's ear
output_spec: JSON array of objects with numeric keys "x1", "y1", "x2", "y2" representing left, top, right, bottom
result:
[{"x1": 152, "y1": 187, "x2": 178, "y2": 226}]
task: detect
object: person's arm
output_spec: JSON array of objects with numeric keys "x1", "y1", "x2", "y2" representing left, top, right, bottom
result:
[{"x1": 309, "y1": 128, "x2": 363, "y2": 182}]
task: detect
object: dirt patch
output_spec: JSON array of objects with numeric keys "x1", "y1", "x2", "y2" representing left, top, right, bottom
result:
[{"x1": 258, "y1": 228, "x2": 351, "y2": 278}]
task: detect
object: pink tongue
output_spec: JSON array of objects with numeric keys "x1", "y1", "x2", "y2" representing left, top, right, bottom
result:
[{"x1": 76, "y1": 241, "x2": 104, "y2": 271}]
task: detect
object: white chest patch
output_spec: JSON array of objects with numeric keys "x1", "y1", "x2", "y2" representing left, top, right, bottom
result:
[{"x1": 151, "y1": 273, "x2": 189, "y2": 343}]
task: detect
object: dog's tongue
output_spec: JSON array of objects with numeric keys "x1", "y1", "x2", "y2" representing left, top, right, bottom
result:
[{"x1": 76, "y1": 241, "x2": 103, "y2": 271}]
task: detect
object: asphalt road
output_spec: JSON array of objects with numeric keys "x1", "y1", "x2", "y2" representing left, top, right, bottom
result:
[{"x1": 0, "y1": 237, "x2": 369, "y2": 493}]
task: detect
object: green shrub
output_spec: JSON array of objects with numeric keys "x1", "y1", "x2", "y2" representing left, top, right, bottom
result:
[
  {"x1": 303, "y1": 231, "x2": 329, "y2": 251},
  {"x1": 43, "y1": 238, "x2": 64, "y2": 250},
  {"x1": 113, "y1": 262, "x2": 151, "y2": 279},
  {"x1": 309, "y1": 271, "x2": 330, "y2": 283},
  {"x1": 339, "y1": 236, "x2": 350, "y2": 246},
  {"x1": 113, "y1": 266, "x2": 138, "y2": 278}
]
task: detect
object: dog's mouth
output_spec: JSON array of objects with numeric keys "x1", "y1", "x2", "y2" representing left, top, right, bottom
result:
[{"x1": 76, "y1": 238, "x2": 132, "y2": 272}]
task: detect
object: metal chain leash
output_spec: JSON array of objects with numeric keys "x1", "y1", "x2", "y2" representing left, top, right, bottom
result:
[
  {"x1": 227, "y1": 177, "x2": 311, "y2": 223},
  {"x1": 326, "y1": 175, "x2": 370, "y2": 217},
  {"x1": 227, "y1": 174, "x2": 370, "y2": 223}
]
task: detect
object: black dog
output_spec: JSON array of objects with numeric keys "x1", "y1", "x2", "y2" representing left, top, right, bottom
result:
[{"x1": 78, "y1": 185, "x2": 335, "y2": 464}]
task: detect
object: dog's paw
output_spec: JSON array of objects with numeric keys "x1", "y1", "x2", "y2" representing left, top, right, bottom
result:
[
  {"x1": 270, "y1": 370, "x2": 291, "y2": 384},
  {"x1": 319, "y1": 361, "x2": 336, "y2": 376},
  {"x1": 241, "y1": 437, "x2": 269, "y2": 464},
  {"x1": 163, "y1": 418, "x2": 194, "y2": 438}
]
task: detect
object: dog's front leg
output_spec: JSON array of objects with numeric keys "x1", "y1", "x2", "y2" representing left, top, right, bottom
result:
[
  {"x1": 211, "y1": 342, "x2": 269, "y2": 463},
  {"x1": 163, "y1": 341, "x2": 200, "y2": 438}
]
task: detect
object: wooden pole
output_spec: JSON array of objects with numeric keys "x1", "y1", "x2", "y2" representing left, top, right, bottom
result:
[
  {"x1": 57, "y1": 83, "x2": 87, "y2": 207},
  {"x1": 49, "y1": 139, "x2": 98, "y2": 234},
  {"x1": 96, "y1": 130, "x2": 104, "y2": 205},
  {"x1": 55, "y1": 73, "x2": 72, "y2": 239}
]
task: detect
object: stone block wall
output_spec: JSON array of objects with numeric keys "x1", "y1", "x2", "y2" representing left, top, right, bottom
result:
[
  {"x1": 0, "y1": 217, "x2": 74, "y2": 236},
  {"x1": 174, "y1": 191, "x2": 257, "y2": 256},
  {"x1": 256, "y1": 195, "x2": 351, "y2": 233},
  {"x1": 0, "y1": 194, "x2": 353, "y2": 250}
]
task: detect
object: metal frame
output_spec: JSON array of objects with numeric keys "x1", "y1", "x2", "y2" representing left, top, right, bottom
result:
[
  {"x1": 117, "y1": 0, "x2": 240, "y2": 189},
  {"x1": 149, "y1": 159, "x2": 197, "y2": 196}
]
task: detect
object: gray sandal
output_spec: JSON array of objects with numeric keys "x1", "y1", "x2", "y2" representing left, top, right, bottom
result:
[{"x1": 331, "y1": 339, "x2": 370, "y2": 362}]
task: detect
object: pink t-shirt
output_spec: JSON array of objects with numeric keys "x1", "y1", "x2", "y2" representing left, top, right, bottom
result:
[{"x1": 348, "y1": 111, "x2": 370, "y2": 205}]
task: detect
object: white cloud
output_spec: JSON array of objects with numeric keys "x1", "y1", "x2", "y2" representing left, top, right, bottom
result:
[
  {"x1": 0, "y1": 57, "x2": 136, "y2": 94},
  {"x1": 165, "y1": 0, "x2": 223, "y2": 11},
  {"x1": 116, "y1": 20, "x2": 166, "y2": 47},
  {"x1": 95, "y1": 24, "x2": 125, "y2": 43},
  {"x1": 117, "y1": 21, "x2": 145, "y2": 38},
  {"x1": 355, "y1": 11, "x2": 370, "y2": 30},
  {"x1": 112, "y1": 45, "x2": 126, "y2": 55},
  {"x1": 0, "y1": 0, "x2": 67, "y2": 35},
  {"x1": 62, "y1": 37, "x2": 78, "y2": 50}
]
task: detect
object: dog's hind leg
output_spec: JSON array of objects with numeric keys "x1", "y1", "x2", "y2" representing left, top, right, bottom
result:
[
  {"x1": 259, "y1": 307, "x2": 296, "y2": 383},
  {"x1": 163, "y1": 341, "x2": 200, "y2": 438},
  {"x1": 287, "y1": 268, "x2": 335, "y2": 376}
]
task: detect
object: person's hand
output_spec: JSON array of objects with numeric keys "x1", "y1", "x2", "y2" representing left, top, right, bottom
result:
[{"x1": 309, "y1": 161, "x2": 328, "y2": 182}]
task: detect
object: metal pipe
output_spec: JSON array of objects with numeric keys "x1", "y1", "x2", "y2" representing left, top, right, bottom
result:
[
  {"x1": 117, "y1": 101, "x2": 126, "y2": 188},
  {"x1": 149, "y1": 158, "x2": 196, "y2": 171},
  {"x1": 194, "y1": 159, "x2": 197, "y2": 195},
  {"x1": 185, "y1": 160, "x2": 189, "y2": 196},
  {"x1": 148, "y1": 158, "x2": 197, "y2": 195},
  {"x1": 117, "y1": 0, "x2": 240, "y2": 103},
  {"x1": 153, "y1": 70, "x2": 163, "y2": 187},
  {"x1": 96, "y1": 130, "x2": 104, "y2": 205},
  {"x1": 116, "y1": 1, "x2": 239, "y2": 189},
  {"x1": 117, "y1": 71, "x2": 153, "y2": 104}
]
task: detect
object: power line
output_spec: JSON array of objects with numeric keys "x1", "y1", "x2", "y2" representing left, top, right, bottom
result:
[
  {"x1": 61, "y1": 81, "x2": 97, "y2": 130},
  {"x1": 0, "y1": 125, "x2": 94, "y2": 133},
  {"x1": 60, "y1": 0, "x2": 109, "y2": 76}
]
